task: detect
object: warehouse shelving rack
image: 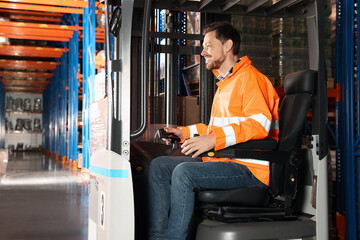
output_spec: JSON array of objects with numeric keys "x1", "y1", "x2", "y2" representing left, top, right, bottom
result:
[
  {"x1": 0, "y1": 0, "x2": 104, "y2": 169},
  {"x1": 336, "y1": 0, "x2": 360, "y2": 238},
  {"x1": 0, "y1": 81, "x2": 4, "y2": 149}
]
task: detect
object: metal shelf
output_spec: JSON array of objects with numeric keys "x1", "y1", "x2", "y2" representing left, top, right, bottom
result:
[
  {"x1": 4, "y1": 86, "x2": 47, "y2": 93},
  {"x1": 0, "y1": 8, "x2": 63, "y2": 17},
  {"x1": 6, "y1": 110, "x2": 43, "y2": 114},
  {"x1": 0, "y1": 71, "x2": 53, "y2": 79},
  {"x1": 6, "y1": 130, "x2": 42, "y2": 134},
  {"x1": 0, "y1": 60, "x2": 59, "y2": 70},
  {"x1": 0, "y1": 20, "x2": 76, "y2": 42},
  {"x1": 9, "y1": 14, "x2": 62, "y2": 22},
  {"x1": 0, "y1": 2, "x2": 84, "y2": 14},
  {"x1": 1, "y1": 0, "x2": 88, "y2": 8},
  {"x1": 1, "y1": 80, "x2": 50, "y2": 86},
  {"x1": 0, "y1": 45, "x2": 66, "y2": 58}
]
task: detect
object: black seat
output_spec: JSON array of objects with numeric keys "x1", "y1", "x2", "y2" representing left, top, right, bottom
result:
[{"x1": 196, "y1": 70, "x2": 316, "y2": 222}]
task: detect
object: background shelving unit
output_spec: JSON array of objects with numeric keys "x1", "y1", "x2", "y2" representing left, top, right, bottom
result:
[
  {"x1": 5, "y1": 93, "x2": 43, "y2": 150},
  {"x1": 336, "y1": 0, "x2": 360, "y2": 238}
]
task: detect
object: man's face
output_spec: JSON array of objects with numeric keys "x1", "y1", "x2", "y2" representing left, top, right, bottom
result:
[{"x1": 201, "y1": 31, "x2": 226, "y2": 70}]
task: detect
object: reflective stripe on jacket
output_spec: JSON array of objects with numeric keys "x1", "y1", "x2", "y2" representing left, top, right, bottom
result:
[{"x1": 179, "y1": 56, "x2": 280, "y2": 186}]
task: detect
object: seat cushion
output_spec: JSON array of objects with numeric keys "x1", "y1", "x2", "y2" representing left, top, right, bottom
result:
[{"x1": 197, "y1": 187, "x2": 270, "y2": 207}]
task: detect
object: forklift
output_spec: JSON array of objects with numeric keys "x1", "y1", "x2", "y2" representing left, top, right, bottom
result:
[{"x1": 88, "y1": 0, "x2": 329, "y2": 239}]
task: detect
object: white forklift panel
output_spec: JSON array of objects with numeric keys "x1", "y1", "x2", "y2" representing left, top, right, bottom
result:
[{"x1": 88, "y1": 149, "x2": 134, "y2": 240}]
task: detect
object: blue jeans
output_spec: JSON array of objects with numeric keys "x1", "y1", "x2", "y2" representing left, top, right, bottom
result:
[{"x1": 148, "y1": 156, "x2": 267, "y2": 240}]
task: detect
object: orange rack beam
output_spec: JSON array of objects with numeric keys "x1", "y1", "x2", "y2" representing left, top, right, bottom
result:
[
  {"x1": 0, "y1": 8, "x2": 63, "y2": 17},
  {"x1": 0, "y1": 21, "x2": 76, "y2": 41},
  {"x1": 79, "y1": 26, "x2": 105, "y2": 32},
  {"x1": 0, "y1": 26, "x2": 73, "y2": 38},
  {"x1": 96, "y1": 1, "x2": 105, "y2": 8},
  {"x1": 327, "y1": 88, "x2": 338, "y2": 98},
  {"x1": 0, "y1": 71, "x2": 53, "y2": 79},
  {"x1": 1, "y1": 0, "x2": 88, "y2": 8},
  {"x1": 0, "y1": 21, "x2": 77, "y2": 31},
  {"x1": 0, "y1": 59, "x2": 59, "y2": 70},
  {"x1": 0, "y1": 45, "x2": 66, "y2": 58},
  {"x1": 1, "y1": 79, "x2": 50, "y2": 86},
  {"x1": 4, "y1": 85, "x2": 47, "y2": 92},
  {"x1": 0, "y1": 2, "x2": 83, "y2": 14},
  {"x1": 0, "y1": 33, "x2": 70, "y2": 42},
  {"x1": 80, "y1": 33, "x2": 105, "y2": 40},
  {"x1": 10, "y1": 14, "x2": 62, "y2": 22}
]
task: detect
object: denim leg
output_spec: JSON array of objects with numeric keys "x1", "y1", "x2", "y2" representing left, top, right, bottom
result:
[
  {"x1": 163, "y1": 161, "x2": 267, "y2": 240},
  {"x1": 148, "y1": 156, "x2": 202, "y2": 240}
]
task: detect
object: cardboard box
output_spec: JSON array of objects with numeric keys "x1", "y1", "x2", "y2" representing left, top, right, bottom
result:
[
  {"x1": 327, "y1": 78, "x2": 335, "y2": 89},
  {"x1": 177, "y1": 96, "x2": 200, "y2": 126}
]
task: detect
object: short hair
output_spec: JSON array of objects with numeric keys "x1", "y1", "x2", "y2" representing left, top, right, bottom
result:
[{"x1": 203, "y1": 21, "x2": 241, "y2": 56}]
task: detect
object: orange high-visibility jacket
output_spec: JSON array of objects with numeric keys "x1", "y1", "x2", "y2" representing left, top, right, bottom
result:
[{"x1": 179, "y1": 56, "x2": 280, "y2": 186}]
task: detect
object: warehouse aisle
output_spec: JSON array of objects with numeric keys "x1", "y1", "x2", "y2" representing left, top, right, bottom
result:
[{"x1": 0, "y1": 152, "x2": 88, "y2": 240}]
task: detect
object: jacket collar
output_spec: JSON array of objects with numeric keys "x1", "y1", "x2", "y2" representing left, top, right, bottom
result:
[
  {"x1": 213, "y1": 56, "x2": 252, "y2": 86},
  {"x1": 212, "y1": 56, "x2": 251, "y2": 80}
]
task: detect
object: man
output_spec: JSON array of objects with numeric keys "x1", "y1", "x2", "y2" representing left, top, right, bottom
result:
[{"x1": 148, "y1": 21, "x2": 279, "y2": 240}]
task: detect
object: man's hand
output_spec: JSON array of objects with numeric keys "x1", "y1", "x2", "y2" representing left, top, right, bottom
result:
[
  {"x1": 156, "y1": 127, "x2": 184, "y2": 144},
  {"x1": 181, "y1": 134, "x2": 216, "y2": 158}
]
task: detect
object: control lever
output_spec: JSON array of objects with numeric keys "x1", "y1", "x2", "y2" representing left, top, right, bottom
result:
[{"x1": 157, "y1": 128, "x2": 180, "y2": 150}]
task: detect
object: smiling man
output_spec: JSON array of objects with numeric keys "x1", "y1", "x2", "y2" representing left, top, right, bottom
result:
[{"x1": 148, "y1": 21, "x2": 280, "y2": 240}]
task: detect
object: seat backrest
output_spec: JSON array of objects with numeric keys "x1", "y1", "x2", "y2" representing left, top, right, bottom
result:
[
  {"x1": 269, "y1": 70, "x2": 315, "y2": 197},
  {"x1": 278, "y1": 70, "x2": 315, "y2": 151}
]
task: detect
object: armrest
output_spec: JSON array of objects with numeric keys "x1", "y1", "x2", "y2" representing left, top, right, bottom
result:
[
  {"x1": 199, "y1": 138, "x2": 287, "y2": 164},
  {"x1": 228, "y1": 137, "x2": 277, "y2": 150}
]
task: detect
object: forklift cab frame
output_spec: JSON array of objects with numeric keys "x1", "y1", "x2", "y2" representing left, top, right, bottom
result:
[{"x1": 88, "y1": 0, "x2": 329, "y2": 239}]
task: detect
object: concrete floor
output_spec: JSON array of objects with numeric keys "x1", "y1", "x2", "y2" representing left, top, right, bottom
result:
[{"x1": 0, "y1": 151, "x2": 88, "y2": 240}]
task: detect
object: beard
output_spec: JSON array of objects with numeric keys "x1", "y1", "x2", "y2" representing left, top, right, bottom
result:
[{"x1": 205, "y1": 56, "x2": 225, "y2": 70}]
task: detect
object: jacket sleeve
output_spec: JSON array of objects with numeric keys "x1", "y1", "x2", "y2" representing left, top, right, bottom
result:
[
  {"x1": 210, "y1": 72, "x2": 274, "y2": 151},
  {"x1": 178, "y1": 123, "x2": 208, "y2": 143}
]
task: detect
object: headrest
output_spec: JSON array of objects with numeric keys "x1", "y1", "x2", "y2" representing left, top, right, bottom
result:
[{"x1": 284, "y1": 70, "x2": 316, "y2": 95}]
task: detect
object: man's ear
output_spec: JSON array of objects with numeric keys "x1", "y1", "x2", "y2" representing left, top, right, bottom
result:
[{"x1": 224, "y1": 39, "x2": 234, "y2": 53}]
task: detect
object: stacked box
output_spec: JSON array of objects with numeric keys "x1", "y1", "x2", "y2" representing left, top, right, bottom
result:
[
  {"x1": 272, "y1": 10, "x2": 334, "y2": 87},
  {"x1": 271, "y1": 18, "x2": 308, "y2": 87},
  {"x1": 232, "y1": 15, "x2": 273, "y2": 80},
  {"x1": 185, "y1": 11, "x2": 201, "y2": 95},
  {"x1": 177, "y1": 96, "x2": 200, "y2": 126}
]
